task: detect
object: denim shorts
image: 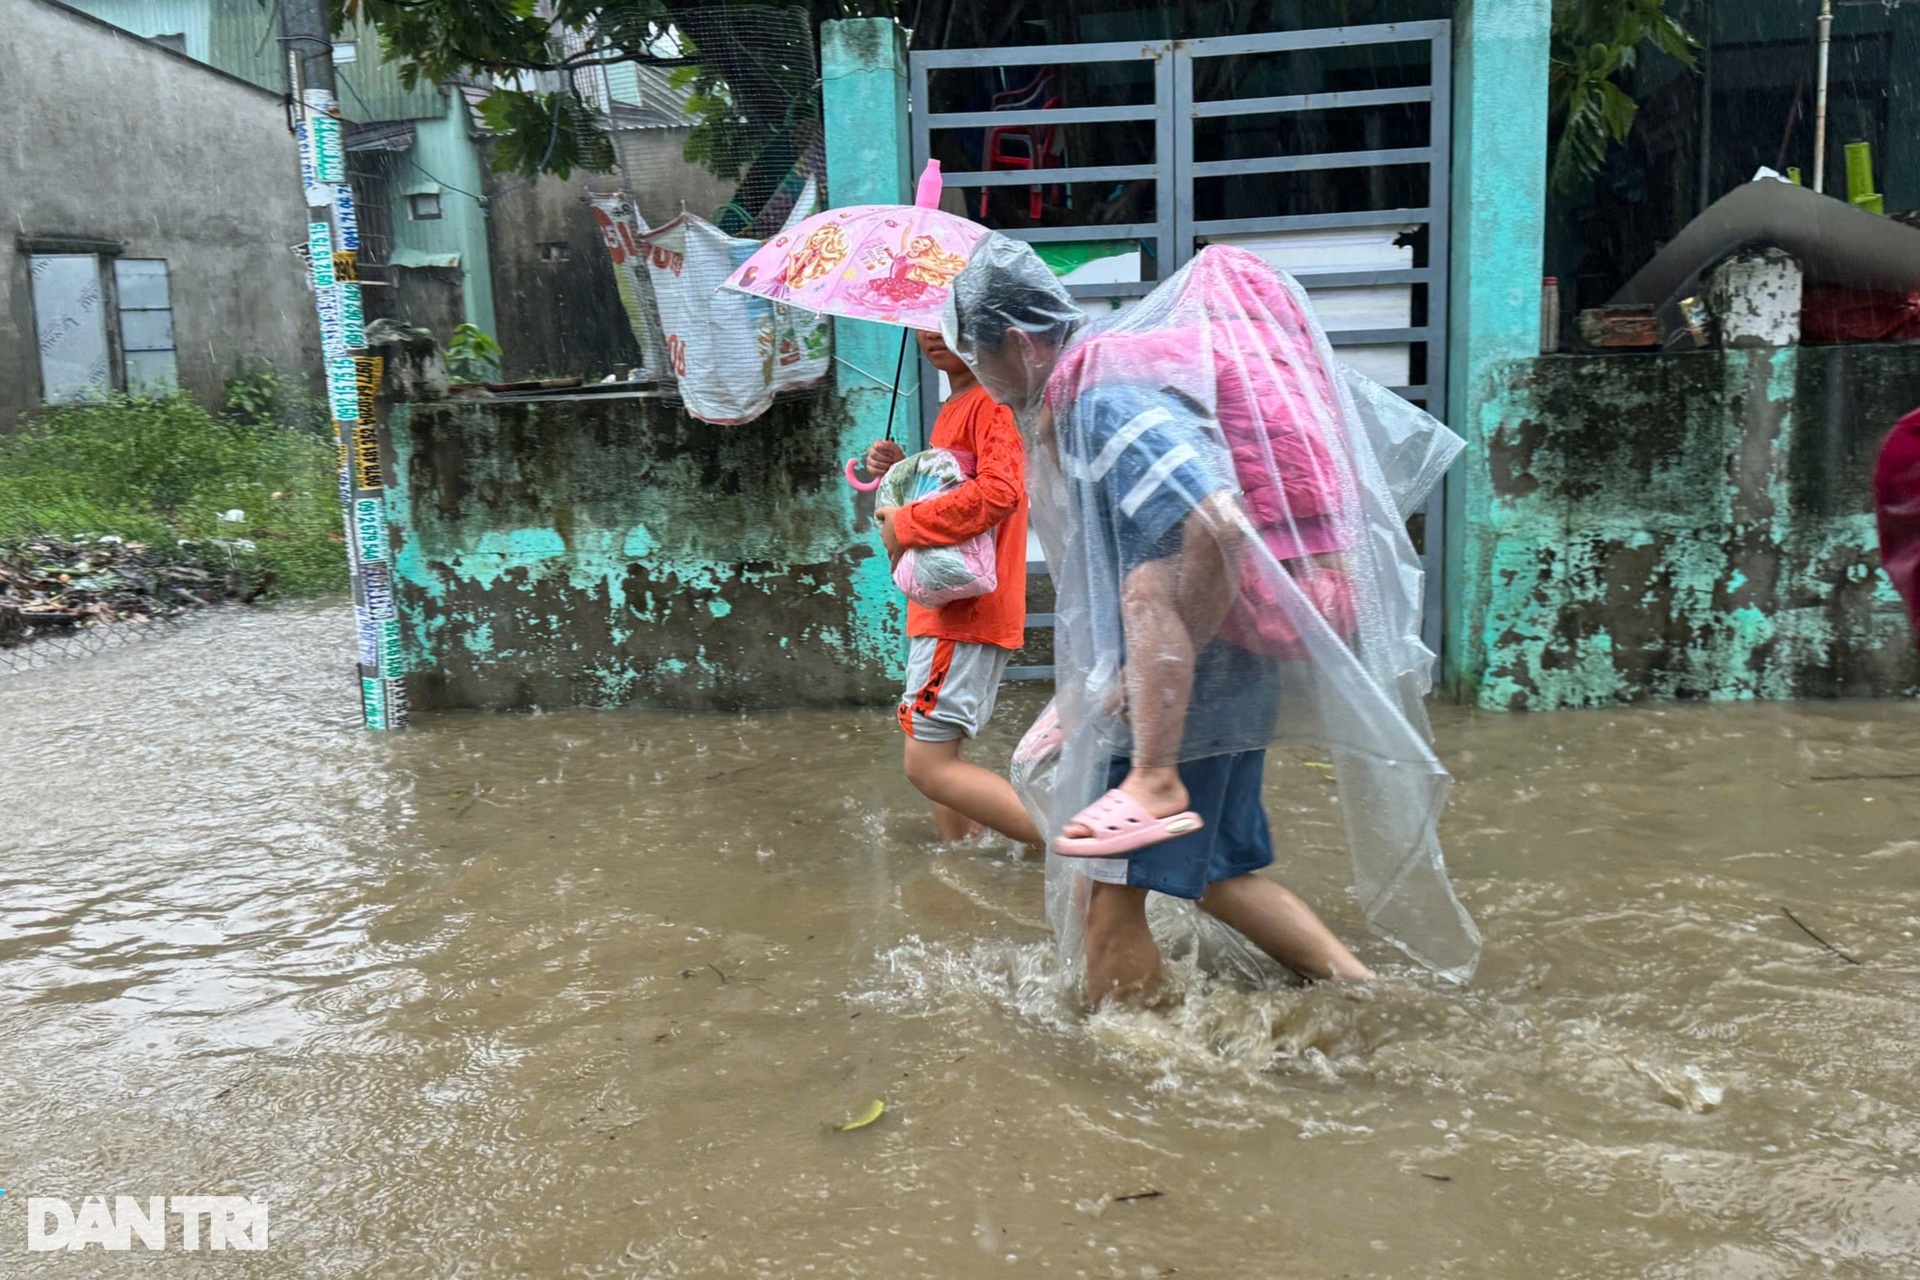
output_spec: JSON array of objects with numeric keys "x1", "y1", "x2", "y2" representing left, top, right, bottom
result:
[{"x1": 1080, "y1": 749, "x2": 1274, "y2": 900}]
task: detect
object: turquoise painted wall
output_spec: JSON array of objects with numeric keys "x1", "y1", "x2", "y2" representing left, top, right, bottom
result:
[
  {"x1": 1445, "y1": 0, "x2": 1552, "y2": 696},
  {"x1": 818, "y1": 18, "x2": 917, "y2": 682},
  {"x1": 382, "y1": 394, "x2": 898, "y2": 711},
  {"x1": 1472, "y1": 346, "x2": 1920, "y2": 708}
]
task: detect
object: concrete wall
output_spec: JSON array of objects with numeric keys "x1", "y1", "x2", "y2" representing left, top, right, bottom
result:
[
  {"x1": 383, "y1": 393, "x2": 901, "y2": 712},
  {"x1": 1465, "y1": 345, "x2": 1920, "y2": 710},
  {"x1": 486, "y1": 168, "x2": 640, "y2": 380},
  {"x1": 613, "y1": 129, "x2": 737, "y2": 230},
  {"x1": 0, "y1": 0, "x2": 318, "y2": 426}
]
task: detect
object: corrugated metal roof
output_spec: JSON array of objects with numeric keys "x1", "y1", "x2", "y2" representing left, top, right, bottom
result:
[{"x1": 346, "y1": 120, "x2": 417, "y2": 152}]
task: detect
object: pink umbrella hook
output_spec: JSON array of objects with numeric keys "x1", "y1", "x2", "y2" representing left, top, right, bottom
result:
[{"x1": 844, "y1": 457, "x2": 883, "y2": 492}]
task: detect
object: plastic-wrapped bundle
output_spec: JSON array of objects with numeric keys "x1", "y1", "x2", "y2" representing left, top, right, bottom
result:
[
  {"x1": 947, "y1": 234, "x2": 1480, "y2": 984},
  {"x1": 874, "y1": 448, "x2": 999, "y2": 608}
]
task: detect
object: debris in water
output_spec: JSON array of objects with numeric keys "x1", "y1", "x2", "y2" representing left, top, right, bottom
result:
[
  {"x1": 1634, "y1": 1061, "x2": 1726, "y2": 1113},
  {"x1": 1112, "y1": 1189, "x2": 1164, "y2": 1203},
  {"x1": 1781, "y1": 907, "x2": 1863, "y2": 965},
  {"x1": 0, "y1": 536, "x2": 266, "y2": 646},
  {"x1": 834, "y1": 1099, "x2": 885, "y2": 1132}
]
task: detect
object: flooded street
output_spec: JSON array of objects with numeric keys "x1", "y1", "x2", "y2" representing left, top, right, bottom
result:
[{"x1": 4, "y1": 602, "x2": 1920, "y2": 1278}]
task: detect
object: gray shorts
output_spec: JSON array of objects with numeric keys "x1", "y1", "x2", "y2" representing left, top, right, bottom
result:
[{"x1": 897, "y1": 637, "x2": 1013, "y2": 742}]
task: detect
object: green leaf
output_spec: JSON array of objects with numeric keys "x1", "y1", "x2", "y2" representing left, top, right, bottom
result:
[
  {"x1": 1598, "y1": 80, "x2": 1639, "y2": 141},
  {"x1": 479, "y1": 88, "x2": 615, "y2": 181},
  {"x1": 1547, "y1": 0, "x2": 1696, "y2": 195}
]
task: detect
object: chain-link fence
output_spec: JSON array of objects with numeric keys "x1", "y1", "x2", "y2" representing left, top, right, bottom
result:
[
  {"x1": 0, "y1": 538, "x2": 234, "y2": 674},
  {"x1": 561, "y1": 5, "x2": 823, "y2": 232},
  {"x1": 548, "y1": 6, "x2": 831, "y2": 421}
]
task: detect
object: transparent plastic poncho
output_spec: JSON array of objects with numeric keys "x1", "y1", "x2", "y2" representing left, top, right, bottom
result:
[{"x1": 947, "y1": 234, "x2": 1481, "y2": 984}]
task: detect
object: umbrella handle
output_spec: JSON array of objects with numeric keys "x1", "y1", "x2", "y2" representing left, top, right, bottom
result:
[{"x1": 844, "y1": 457, "x2": 883, "y2": 493}]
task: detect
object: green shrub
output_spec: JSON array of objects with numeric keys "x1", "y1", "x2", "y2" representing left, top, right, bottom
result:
[
  {"x1": 0, "y1": 392, "x2": 348, "y2": 598},
  {"x1": 223, "y1": 359, "x2": 331, "y2": 438}
]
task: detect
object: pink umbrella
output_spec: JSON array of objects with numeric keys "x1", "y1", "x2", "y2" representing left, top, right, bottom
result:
[{"x1": 723, "y1": 162, "x2": 987, "y2": 490}]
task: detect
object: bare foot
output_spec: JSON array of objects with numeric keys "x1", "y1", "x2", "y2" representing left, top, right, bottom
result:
[{"x1": 1062, "y1": 766, "x2": 1190, "y2": 840}]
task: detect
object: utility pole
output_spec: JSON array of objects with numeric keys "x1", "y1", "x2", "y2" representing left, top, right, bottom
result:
[{"x1": 280, "y1": 0, "x2": 408, "y2": 730}]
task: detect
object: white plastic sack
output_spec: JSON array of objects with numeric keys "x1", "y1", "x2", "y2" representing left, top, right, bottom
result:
[{"x1": 638, "y1": 210, "x2": 830, "y2": 425}]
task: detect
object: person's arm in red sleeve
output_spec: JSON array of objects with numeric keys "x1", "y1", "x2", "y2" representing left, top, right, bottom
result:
[{"x1": 892, "y1": 404, "x2": 1024, "y2": 549}]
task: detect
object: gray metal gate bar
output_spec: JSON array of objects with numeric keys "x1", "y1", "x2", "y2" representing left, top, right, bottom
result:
[
  {"x1": 909, "y1": 40, "x2": 1179, "y2": 447},
  {"x1": 1423, "y1": 26, "x2": 1454, "y2": 663},
  {"x1": 1182, "y1": 19, "x2": 1451, "y2": 55}
]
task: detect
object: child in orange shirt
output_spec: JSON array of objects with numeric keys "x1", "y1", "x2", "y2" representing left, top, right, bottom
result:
[{"x1": 867, "y1": 329, "x2": 1043, "y2": 847}]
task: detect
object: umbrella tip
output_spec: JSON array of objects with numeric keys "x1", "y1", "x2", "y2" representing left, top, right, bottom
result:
[{"x1": 915, "y1": 160, "x2": 942, "y2": 210}]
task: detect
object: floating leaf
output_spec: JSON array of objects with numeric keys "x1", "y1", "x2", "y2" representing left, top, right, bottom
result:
[{"x1": 835, "y1": 1099, "x2": 885, "y2": 1132}]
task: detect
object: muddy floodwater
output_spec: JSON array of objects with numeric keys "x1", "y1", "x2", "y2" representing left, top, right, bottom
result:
[{"x1": 4, "y1": 603, "x2": 1920, "y2": 1278}]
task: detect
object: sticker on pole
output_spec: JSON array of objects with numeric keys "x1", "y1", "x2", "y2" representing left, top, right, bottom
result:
[
  {"x1": 333, "y1": 185, "x2": 361, "y2": 252},
  {"x1": 361, "y1": 558, "x2": 396, "y2": 622},
  {"x1": 355, "y1": 356, "x2": 383, "y2": 424},
  {"x1": 308, "y1": 224, "x2": 335, "y2": 289},
  {"x1": 317, "y1": 287, "x2": 346, "y2": 359},
  {"x1": 309, "y1": 115, "x2": 346, "y2": 185},
  {"x1": 361, "y1": 677, "x2": 388, "y2": 731},
  {"x1": 351, "y1": 422, "x2": 382, "y2": 492},
  {"x1": 378, "y1": 619, "x2": 406, "y2": 679},
  {"x1": 297, "y1": 122, "x2": 317, "y2": 191},
  {"x1": 327, "y1": 357, "x2": 360, "y2": 423},
  {"x1": 353, "y1": 497, "x2": 390, "y2": 563},
  {"x1": 383, "y1": 679, "x2": 409, "y2": 729},
  {"x1": 338, "y1": 282, "x2": 366, "y2": 349}
]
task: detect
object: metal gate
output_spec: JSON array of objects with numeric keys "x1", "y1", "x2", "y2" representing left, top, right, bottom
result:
[{"x1": 911, "y1": 21, "x2": 1452, "y2": 680}]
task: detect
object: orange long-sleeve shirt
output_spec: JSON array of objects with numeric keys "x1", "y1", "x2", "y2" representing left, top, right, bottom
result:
[{"x1": 891, "y1": 385, "x2": 1029, "y2": 650}]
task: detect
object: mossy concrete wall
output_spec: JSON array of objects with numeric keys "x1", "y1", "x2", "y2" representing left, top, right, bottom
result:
[
  {"x1": 382, "y1": 394, "x2": 901, "y2": 712},
  {"x1": 1463, "y1": 344, "x2": 1920, "y2": 710}
]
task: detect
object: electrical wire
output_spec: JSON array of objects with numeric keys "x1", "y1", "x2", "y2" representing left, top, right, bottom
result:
[
  {"x1": 335, "y1": 67, "x2": 491, "y2": 202},
  {"x1": 336, "y1": 65, "x2": 568, "y2": 204}
]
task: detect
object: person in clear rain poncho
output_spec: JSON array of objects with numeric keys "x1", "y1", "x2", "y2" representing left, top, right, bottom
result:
[{"x1": 941, "y1": 234, "x2": 1481, "y2": 1003}]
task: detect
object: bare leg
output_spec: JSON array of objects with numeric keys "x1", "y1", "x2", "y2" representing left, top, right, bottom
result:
[
  {"x1": 1198, "y1": 875, "x2": 1374, "y2": 982},
  {"x1": 1084, "y1": 881, "x2": 1162, "y2": 1006},
  {"x1": 903, "y1": 737, "x2": 1044, "y2": 847},
  {"x1": 929, "y1": 801, "x2": 982, "y2": 842},
  {"x1": 1067, "y1": 501, "x2": 1246, "y2": 838}
]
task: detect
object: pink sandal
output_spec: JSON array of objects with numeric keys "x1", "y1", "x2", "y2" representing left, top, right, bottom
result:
[{"x1": 1053, "y1": 788, "x2": 1203, "y2": 858}]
